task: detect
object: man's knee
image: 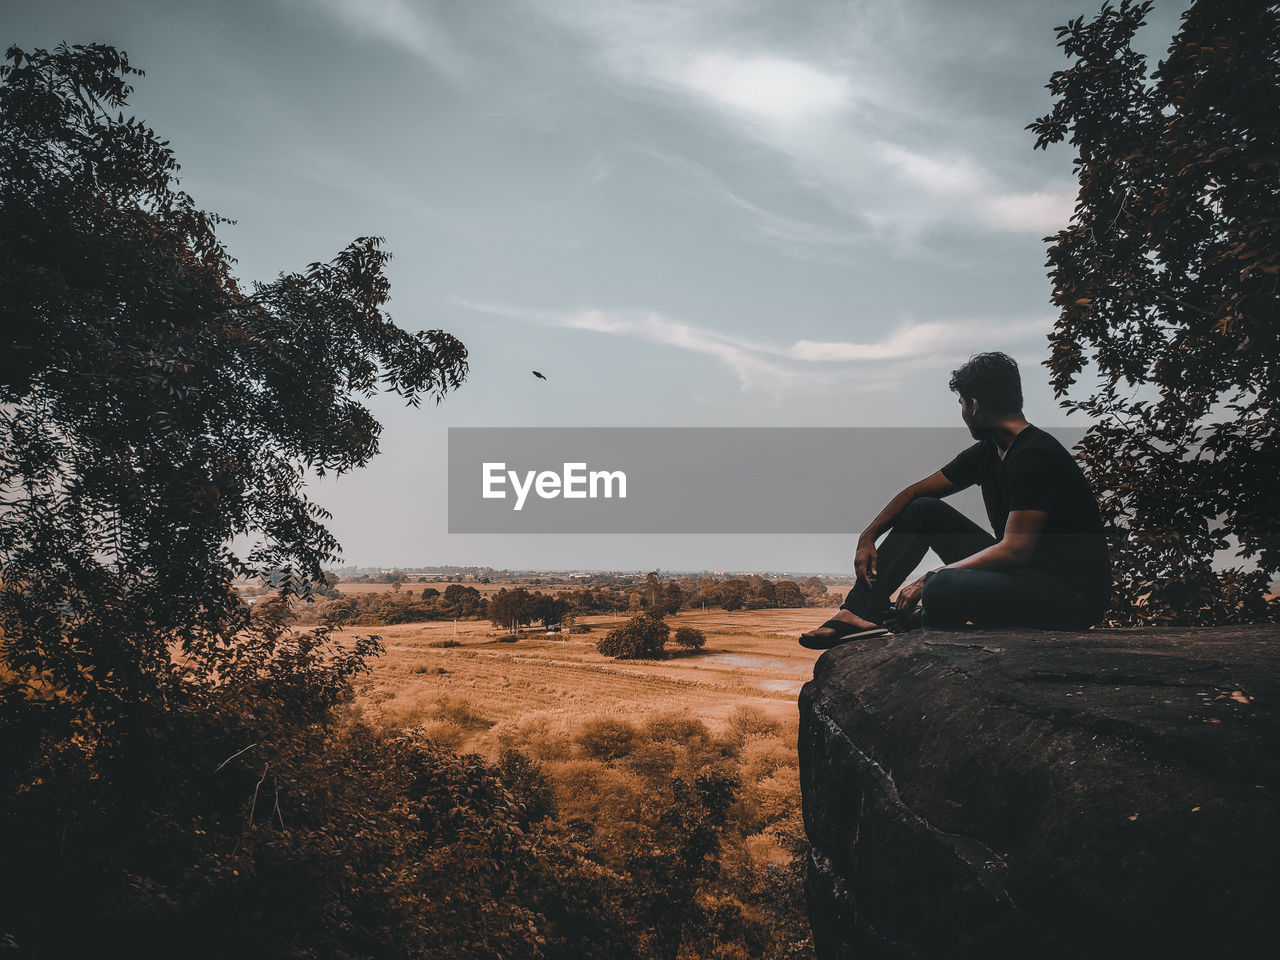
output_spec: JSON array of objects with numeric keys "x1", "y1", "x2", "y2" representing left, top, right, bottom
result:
[
  {"x1": 898, "y1": 496, "x2": 944, "y2": 527},
  {"x1": 921, "y1": 568, "x2": 970, "y2": 626}
]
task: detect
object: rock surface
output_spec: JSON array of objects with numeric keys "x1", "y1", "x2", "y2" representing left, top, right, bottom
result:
[{"x1": 798, "y1": 625, "x2": 1280, "y2": 958}]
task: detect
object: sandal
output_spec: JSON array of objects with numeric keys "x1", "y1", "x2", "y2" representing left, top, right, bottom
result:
[{"x1": 798, "y1": 619, "x2": 890, "y2": 650}]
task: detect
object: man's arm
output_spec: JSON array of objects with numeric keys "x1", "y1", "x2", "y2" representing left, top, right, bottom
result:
[
  {"x1": 945, "y1": 508, "x2": 1048, "y2": 571},
  {"x1": 892, "y1": 508, "x2": 1049, "y2": 612},
  {"x1": 856, "y1": 471, "x2": 958, "y2": 583}
]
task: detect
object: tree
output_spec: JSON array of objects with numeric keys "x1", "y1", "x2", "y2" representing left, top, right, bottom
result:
[
  {"x1": 756, "y1": 579, "x2": 777, "y2": 607},
  {"x1": 442, "y1": 582, "x2": 484, "y2": 617},
  {"x1": 597, "y1": 613, "x2": 670, "y2": 659},
  {"x1": 774, "y1": 580, "x2": 805, "y2": 608},
  {"x1": 801, "y1": 576, "x2": 829, "y2": 602},
  {"x1": 672, "y1": 626, "x2": 706, "y2": 651},
  {"x1": 1030, "y1": 1, "x2": 1279, "y2": 624},
  {"x1": 644, "y1": 570, "x2": 663, "y2": 608},
  {"x1": 719, "y1": 579, "x2": 749, "y2": 612},
  {"x1": 532, "y1": 592, "x2": 568, "y2": 628},
  {"x1": 488, "y1": 587, "x2": 536, "y2": 631},
  {"x1": 0, "y1": 43, "x2": 470, "y2": 712},
  {"x1": 661, "y1": 581, "x2": 684, "y2": 615}
]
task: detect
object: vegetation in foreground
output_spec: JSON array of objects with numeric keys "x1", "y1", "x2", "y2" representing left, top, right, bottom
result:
[
  {"x1": 6, "y1": 683, "x2": 810, "y2": 959},
  {"x1": 0, "y1": 44, "x2": 809, "y2": 958}
]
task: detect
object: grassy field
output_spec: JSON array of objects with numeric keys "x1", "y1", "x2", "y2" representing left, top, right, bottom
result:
[{"x1": 337, "y1": 607, "x2": 827, "y2": 749}]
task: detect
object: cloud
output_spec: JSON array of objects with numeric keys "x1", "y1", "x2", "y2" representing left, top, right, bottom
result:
[
  {"x1": 677, "y1": 53, "x2": 852, "y2": 125},
  {"x1": 982, "y1": 190, "x2": 1075, "y2": 234},
  {"x1": 299, "y1": 0, "x2": 467, "y2": 78},
  {"x1": 625, "y1": 142, "x2": 868, "y2": 258},
  {"x1": 463, "y1": 301, "x2": 811, "y2": 393},
  {"x1": 454, "y1": 299, "x2": 1052, "y2": 394},
  {"x1": 878, "y1": 143, "x2": 1074, "y2": 235},
  {"x1": 789, "y1": 318, "x2": 1050, "y2": 362},
  {"x1": 878, "y1": 144, "x2": 985, "y2": 197},
  {"x1": 526, "y1": 0, "x2": 1074, "y2": 239}
]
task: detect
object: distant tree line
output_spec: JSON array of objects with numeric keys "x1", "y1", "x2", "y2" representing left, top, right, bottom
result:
[{"x1": 287, "y1": 571, "x2": 836, "y2": 627}]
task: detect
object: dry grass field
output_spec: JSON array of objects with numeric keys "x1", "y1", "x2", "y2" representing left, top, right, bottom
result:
[
  {"x1": 334, "y1": 607, "x2": 827, "y2": 750},
  {"x1": 235, "y1": 578, "x2": 849, "y2": 740}
]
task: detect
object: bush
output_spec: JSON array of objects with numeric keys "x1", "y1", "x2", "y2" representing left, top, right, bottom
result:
[
  {"x1": 0, "y1": 694, "x2": 559, "y2": 960},
  {"x1": 725, "y1": 705, "x2": 783, "y2": 746},
  {"x1": 596, "y1": 613, "x2": 669, "y2": 659},
  {"x1": 576, "y1": 717, "x2": 637, "y2": 761},
  {"x1": 672, "y1": 626, "x2": 707, "y2": 650}
]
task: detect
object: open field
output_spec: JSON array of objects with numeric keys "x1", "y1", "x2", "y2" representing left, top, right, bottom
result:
[{"x1": 339, "y1": 607, "x2": 830, "y2": 753}]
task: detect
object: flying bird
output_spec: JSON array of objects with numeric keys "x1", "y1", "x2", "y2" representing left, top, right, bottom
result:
[{"x1": 532, "y1": 370, "x2": 547, "y2": 380}]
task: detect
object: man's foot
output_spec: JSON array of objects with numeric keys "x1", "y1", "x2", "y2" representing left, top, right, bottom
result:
[
  {"x1": 799, "y1": 609, "x2": 889, "y2": 650},
  {"x1": 883, "y1": 606, "x2": 924, "y2": 634}
]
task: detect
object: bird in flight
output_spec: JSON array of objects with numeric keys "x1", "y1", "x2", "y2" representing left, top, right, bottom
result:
[{"x1": 532, "y1": 370, "x2": 547, "y2": 380}]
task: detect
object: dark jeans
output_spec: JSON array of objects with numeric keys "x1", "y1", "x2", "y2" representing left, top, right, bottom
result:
[{"x1": 840, "y1": 497, "x2": 1093, "y2": 629}]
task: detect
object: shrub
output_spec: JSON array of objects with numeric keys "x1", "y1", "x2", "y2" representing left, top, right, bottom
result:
[
  {"x1": 497, "y1": 749, "x2": 557, "y2": 825},
  {"x1": 596, "y1": 613, "x2": 669, "y2": 659},
  {"x1": 672, "y1": 626, "x2": 707, "y2": 650},
  {"x1": 432, "y1": 695, "x2": 493, "y2": 730},
  {"x1": 642, "y1": 713, "x2": 711, "y2": 745},
  {"x1": 725, "y1": 706, "x2": 783, "y2": 746},
  {"x1": 0, "y1": 697, "x2": 556, "y2": 960},
  {"x1": 576, "y1": 717, "x2": 637, "y2": 761}
]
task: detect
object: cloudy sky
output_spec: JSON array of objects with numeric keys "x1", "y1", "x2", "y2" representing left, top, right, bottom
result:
[{"x1": 11, "y1": 0, "x2": 1182, "y2": 571}]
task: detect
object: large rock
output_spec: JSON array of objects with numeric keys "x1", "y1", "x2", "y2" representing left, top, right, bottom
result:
[{"x1": 798, "y1": 625, "x2": 1280, "y2": 958}]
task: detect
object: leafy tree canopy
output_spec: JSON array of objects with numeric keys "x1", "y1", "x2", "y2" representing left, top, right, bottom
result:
[
  {"x1": 0, "y1": 43, "x2": 468, "y2": 712},
  {"x1": 1030, "y1": 0, "x2": 1279, "y2": 623},
  {"x1": 597, "y1": 613, "x2": 670, "y2": 660},
  {"x1": 672, "y1": 626, "x2": 706, "y2": 650}
]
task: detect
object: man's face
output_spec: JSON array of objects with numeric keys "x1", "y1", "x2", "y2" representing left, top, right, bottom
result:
[{"x1": 959, "y1": 396, "x2": 989, "y2": 440}]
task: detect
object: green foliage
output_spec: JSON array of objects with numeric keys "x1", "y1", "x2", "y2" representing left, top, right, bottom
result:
[
  {"x1": 719, "y1": 578, "x2": 750, "y2": 612},
  {"x1": 1, "y1": 698, "x2": 592, "y2": 959},
  {"x1": 576, "y1": 717, "x2": 639, "y2": 760},
  {"x1": 442, "y1": 583, "x2": 485, "y2": 617},
  {"x1": 488, "y1": 586, "x2": 537, "y2": 630},
  {"x1": 673, "y1": 626, "x2": 707, "y2": 650},
  {"x1": 0, "y1": 42, "x2": 469, "y2": 711},
  {"x1": 499, "y1": 711, "x2": 813, "y2": 960},
  {"x1": 311, "y1": 584, "x2": 485, "y2": 626},
  {"x1": 597, "y1": 613, "x2": 670, "y2": 659},
  {"x1": 774, "y1": 580, "x2": 807, "y2": 607},
  {"x1": 1030, "y1": 1, "x2": 1279, "y2": 623},
  {"x1": 661, "y1": 581, "x2": 684, "y2": 615}
]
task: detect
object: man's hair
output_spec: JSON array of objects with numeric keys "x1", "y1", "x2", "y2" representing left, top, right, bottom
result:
[{"x1": 948, "y1": 352, "x2": 1023, "y2": 415}]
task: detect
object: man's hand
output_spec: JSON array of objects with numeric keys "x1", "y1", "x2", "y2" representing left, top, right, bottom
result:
[
  {"x1": 895, "y1": 575, "x2": 926, "y2": 612},
  {"x1": 855, "y1": 538, "x2": 878, "y2": 584}
]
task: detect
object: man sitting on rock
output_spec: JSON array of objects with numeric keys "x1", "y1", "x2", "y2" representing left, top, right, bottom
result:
[{"x1": 800, "y1": 352, "x2": 1111, "y2": 648}]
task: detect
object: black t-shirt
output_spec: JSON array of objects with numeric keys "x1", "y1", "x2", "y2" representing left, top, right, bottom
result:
[{"x1": 941, "y1": 425, "x2": 1111, "y2": 613}]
